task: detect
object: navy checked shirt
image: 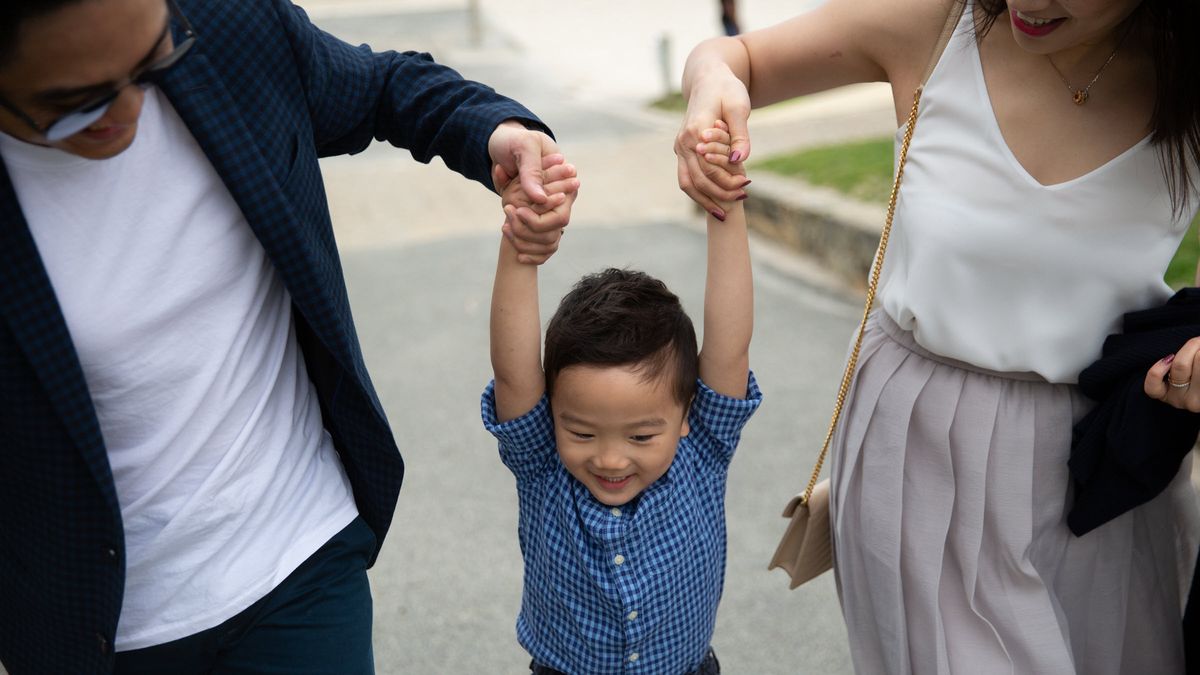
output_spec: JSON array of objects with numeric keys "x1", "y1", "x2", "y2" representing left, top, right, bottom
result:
[{"x1": 481, "y1": 373, "x2": 762, "y2": 674}]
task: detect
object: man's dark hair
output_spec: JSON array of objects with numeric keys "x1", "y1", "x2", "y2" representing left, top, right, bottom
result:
[
  {"x1": 544, "y1": 268, "x2": 698, "y2": 407},
  {"x1": 0, "y1": 0, "x2": 84, "y2": 66}
]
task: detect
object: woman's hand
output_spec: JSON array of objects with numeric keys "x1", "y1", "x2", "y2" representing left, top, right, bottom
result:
[
  {"x1": 1144, "y1": 338, "x2": 1200, "y2": 411},
  {"x1": 675, "y1": 52, "x2": 752, "y2": 219}
]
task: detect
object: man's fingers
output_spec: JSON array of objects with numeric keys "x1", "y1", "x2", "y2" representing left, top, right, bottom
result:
[
  {"x1": 515, "y1": 136, "x2": 550, "y2": 204},
  {"x1": 492, "y1": 163, "x2": 514, "y2": 192}
]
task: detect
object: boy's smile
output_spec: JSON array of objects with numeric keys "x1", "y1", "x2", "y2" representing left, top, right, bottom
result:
[{"x1": 551, "y1": 363, "x2": 690, "y2": 506}]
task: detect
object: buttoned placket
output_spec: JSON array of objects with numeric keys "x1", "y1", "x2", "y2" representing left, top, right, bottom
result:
[{"x1": 604, "y1": 505, "x2": 646, "y2": 669}]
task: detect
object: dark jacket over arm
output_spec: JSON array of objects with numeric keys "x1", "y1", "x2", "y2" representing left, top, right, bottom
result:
[{"x1": 1069, "y1": 287, "x2": 1200, "y2": 536}]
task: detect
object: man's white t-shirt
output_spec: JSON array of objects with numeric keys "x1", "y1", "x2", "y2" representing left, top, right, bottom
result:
[{"x1": 0, "y1": 87, "x2": 360, "y2": 651}]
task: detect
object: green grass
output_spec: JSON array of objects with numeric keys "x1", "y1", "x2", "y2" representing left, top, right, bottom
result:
[
  {"x1": 755, "y1": 136, "x2": 1200, "y2": 288},
  {"x1": 755, "y1": 136, "x2": 896, "y2": 205},
  {"x1": 1165, "y1": 216, "x2": 1200, "y2": 289}
]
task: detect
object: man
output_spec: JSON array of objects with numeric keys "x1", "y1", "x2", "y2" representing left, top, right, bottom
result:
[{"x1": 0, "y1": 0, "x2": 575, "y2": 672}]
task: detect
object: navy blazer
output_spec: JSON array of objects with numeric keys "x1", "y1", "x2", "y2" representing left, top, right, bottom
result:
[{"x1": 0, "y1": 1, "x2": 545, "y2": 672}]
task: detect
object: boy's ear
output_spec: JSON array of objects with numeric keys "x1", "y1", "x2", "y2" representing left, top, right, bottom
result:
[{"x1": 679, "y1": 400, "x2": 693, "y2": 437}]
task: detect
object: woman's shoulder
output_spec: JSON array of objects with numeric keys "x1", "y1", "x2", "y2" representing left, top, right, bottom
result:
[{"x1": 865, "y1": 0, "x2": 965, "y2": 91}]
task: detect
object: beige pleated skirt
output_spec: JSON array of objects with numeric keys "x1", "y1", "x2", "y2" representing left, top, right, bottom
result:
[{"x1": 829, "y1": 311, "x2": 1200, "y2": 675}]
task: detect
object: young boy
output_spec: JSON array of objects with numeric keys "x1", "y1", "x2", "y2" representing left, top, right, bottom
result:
[{"x1": 482, "y1": 122, "x2": 760, "y2": 674}]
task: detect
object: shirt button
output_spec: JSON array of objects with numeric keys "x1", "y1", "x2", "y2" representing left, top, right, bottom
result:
[
  {"x1": 613, "y1": 554, "x2": 625, "y2": 566},
  {"x1": 629, "y1": 652, "x2": 640, "y2": 662},
  {"x1": 610, "y1": 507, "x2": 622, "y2": 517},
  {"x1": 106, "y1": 548, "x2": 118, "y2": 559},
  {"x1": 627, "y1": 610, "x2": 638, "y2": 621}
]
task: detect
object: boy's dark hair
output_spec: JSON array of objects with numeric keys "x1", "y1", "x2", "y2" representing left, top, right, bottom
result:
[{"x1": 544, "y1": 268, "x2": 698, "y2": 407}]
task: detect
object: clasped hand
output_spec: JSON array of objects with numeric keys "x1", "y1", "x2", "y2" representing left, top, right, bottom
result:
[
  {"x1": 488, "y1": 121, "x2": 579, "y2": 264},
  {"x1": 674, "y1": 74, "x2": 752, "y2": 217}
]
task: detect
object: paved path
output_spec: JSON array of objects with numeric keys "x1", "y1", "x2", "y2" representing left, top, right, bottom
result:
[{"x1": 296, "y1": 1, "x2": 884, "y2": 672}]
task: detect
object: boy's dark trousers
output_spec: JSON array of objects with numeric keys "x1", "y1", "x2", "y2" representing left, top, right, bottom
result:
[{"x1": 531, "y1": 648, "x2": 720, "y2": 675}]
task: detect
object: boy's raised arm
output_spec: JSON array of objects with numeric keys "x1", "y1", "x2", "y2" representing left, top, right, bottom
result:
[
  {"x1": 696, "y1": 123, "x2": 753, "y2": 398},
  {"x1": 490, "y1": 159, "x2": 578, "y2": 422},
  {"x1": 490, "y1": 232, "x2": 545, "y2": 422}
]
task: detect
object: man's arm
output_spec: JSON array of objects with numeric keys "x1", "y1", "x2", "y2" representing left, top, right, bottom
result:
[
  {"x1": 271, "y1": 0, "x2": 549, "y2": 188},
  {"x1": 696, "y1": 123, "x2": 753, "y2": 398},
  {"x1": 270, "y1": 0, "x2": 575, "y2": 255}
]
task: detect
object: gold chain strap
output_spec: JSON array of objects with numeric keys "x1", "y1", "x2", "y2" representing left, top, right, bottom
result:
[{"x1": 801, "y1": 86, "x2": 924, "y2": 506}]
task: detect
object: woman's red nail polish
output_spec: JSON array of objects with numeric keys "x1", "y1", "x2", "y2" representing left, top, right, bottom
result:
[
  {"x1": 736, "y1": 193, "x2": 749, "y2": 201},
  {"x1": 729, "y1": 150, "x2": 743, "y2": 163},
  {"x1": 1163, "y1": 354, "x2": 1176, "y2": 365},
  {"x1": 710, "y1": 210, "x2": 726, "y2": 222},
  {"x1": 740, "y1": 179, "x2": 753, "y2": 188}
]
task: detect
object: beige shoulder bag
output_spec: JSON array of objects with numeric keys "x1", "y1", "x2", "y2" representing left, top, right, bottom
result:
[{"x1": 768, "y1": 2, "x2": 966, "y2": 589}]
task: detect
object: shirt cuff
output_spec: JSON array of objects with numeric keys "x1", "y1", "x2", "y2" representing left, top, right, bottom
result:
[
  {"x1": 688, "y1": 371, "x2": 763, "y2": 465},
  {"x1": 481, "y1": 381, "x2": 556, "y2": 478}
]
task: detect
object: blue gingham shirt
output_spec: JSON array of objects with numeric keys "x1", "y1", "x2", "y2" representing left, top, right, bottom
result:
[{"x1": 481, "y1": 373, "x2": 762, "y2": 674}]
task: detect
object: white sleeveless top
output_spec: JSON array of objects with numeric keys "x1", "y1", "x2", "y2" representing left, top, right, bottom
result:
[{"x1": 879, "y1": 6, "x2": 1198, "y2": 383}]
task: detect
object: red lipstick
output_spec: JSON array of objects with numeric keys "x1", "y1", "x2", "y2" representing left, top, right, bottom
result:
[{"x1": 1010, "y1": 10, "x2": 1066, "y2": 37}]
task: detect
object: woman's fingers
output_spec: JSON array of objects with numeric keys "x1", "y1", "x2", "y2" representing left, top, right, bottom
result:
[
  {"x1": 677, "y1": 156, "x2": 727, "y2": 220},
  {"x1": 674, "y1": 97, "x2": 751, "y2": 208},
  {"x1": 1145, "y1": 336, "x2": 1200, "y2": 411},
  {"x1": 1145, "y1": 354, "x2": 1175, "y2": 401}
]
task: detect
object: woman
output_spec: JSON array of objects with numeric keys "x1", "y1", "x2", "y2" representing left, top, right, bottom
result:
[{"x1": 677, "y1": 0, "x2": 1200, "y2": 672}]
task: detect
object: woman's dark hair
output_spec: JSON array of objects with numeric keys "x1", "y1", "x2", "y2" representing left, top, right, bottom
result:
[
  {"x1": 965, "y1": 0, "x2": 1200, "y2": 216},
  {"x1": 544, "y1": 268, "x2": 699, "y2": 407},
  {"x1": 1, "y1": 0, "x2": 84, "y2": 66}
]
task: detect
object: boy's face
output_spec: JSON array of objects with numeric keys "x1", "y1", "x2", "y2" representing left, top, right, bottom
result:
[{"x1": 551, "y1": 364, "x2": 690, "y2": 506}]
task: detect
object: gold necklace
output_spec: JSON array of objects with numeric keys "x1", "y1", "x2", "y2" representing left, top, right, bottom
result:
[{"x1": 1046, "y1": 32, "x2": 1128, "y2": 106}]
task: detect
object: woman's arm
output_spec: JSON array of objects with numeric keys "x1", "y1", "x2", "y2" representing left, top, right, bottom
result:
[{"x1": 676, "y1": 0, "x2": 953, "y2": 214}]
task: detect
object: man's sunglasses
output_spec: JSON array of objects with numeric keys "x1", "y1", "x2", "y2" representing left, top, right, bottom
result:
[{"x1": 0, "y1": 0, "x2": 196, "y2": 142}]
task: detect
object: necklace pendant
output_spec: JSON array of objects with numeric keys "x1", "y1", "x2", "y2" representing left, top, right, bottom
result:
[{"x1": 1073, "y1": 89, "x2": 1089, "y2": 105}]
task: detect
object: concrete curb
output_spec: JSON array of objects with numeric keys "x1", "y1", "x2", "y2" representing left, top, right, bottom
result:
[{"x1": 743, "y1": 172, "x2": 886, "y2": 292}]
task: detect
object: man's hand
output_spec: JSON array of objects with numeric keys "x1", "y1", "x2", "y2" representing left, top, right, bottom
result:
[
  {"x1": 489, "y1": 119, "x2": 578, "y2": 261},
  {"x1": 488, "y1": 120, "x2": 579, "y2": 262}
]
